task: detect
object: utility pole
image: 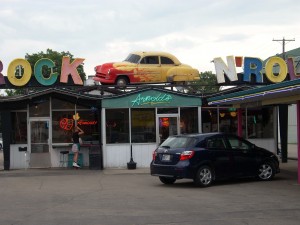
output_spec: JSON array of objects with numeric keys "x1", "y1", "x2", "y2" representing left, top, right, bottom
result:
[{"x1": 273, "y1": 37, "x2": 295, "y2": 60}]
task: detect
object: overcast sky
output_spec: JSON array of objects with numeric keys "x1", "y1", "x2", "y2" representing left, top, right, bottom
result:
[{"x1": 0, "y1": 0, "x2": 300, "y2": 76}]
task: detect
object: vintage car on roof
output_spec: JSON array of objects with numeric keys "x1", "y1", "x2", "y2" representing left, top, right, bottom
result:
[{"x1": 93, "y1": 51, "x2": 200, "y2": 86}]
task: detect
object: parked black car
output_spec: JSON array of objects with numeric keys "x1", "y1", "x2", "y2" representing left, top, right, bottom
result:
[{"x1": 150, "y1": 132, "x2": 280, "y2": 187}]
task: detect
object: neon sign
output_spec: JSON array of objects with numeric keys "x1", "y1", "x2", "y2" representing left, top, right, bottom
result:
[
  {"x1": 59, "y1": 118, "x2": 97, "y2": 131},
  {"x1": 131, "y1": 93, "x2": 172, "y2": 106},
  {"x1": 214, "y1": 56, "x2": 300, "y2": 84},
  {"x1": 0, "y1": 56, "x2": 84, "y2": 87},
  {"x1": 60, "y1": 118, "x2": 74, "y2": 131}
]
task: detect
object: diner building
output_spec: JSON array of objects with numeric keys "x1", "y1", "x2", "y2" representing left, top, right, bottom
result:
[{"x1": 0, "y1": 84, "x2": 279, "y2": 170}]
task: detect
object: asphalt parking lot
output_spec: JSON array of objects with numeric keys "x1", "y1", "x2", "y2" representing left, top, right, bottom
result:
[{"x1": 0, "y1": 160, "x2": 299, "y2": 225}]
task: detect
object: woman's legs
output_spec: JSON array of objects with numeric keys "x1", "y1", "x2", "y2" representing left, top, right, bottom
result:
[
  {"x1": 73, "y1": 152, "x2": 78, "y2": 163},
  {"x1": 72, "y1": 144, "x2": 80, "y2": 168}
]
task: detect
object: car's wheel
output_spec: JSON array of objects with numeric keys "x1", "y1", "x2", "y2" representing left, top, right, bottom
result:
[
  {"x1": 257, "y1": 161, "x2": 275, "y2": 181},
  {"x1": 194, "y1": 165, "x2": 214, "y2": 187},
  {"x1": 115, "y1": 77, "x2": 129, "y2": 86},
  {"x1": 159, "y1": 176, "x2": 176, "y2": 185}
]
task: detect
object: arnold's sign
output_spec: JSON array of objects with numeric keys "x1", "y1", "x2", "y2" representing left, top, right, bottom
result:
[
  {"x1": 214, "y1": 56, "x2": 300, "y2": 85},
  {"x1": 0, "y1": 56, "x2": 84, "y2": 87}
]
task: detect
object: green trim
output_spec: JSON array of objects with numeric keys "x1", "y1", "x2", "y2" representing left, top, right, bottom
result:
[{"x1": 102, "y1": 89, "x2": 202, "y2": 108}]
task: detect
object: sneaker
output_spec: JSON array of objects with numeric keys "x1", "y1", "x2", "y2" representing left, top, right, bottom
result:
[{"x1": 73, "y1": 162, "x2": 80, "y2": 168}]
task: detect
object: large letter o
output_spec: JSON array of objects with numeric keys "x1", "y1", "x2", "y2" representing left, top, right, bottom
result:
[
  {"x1": 265, "y1": 57, "x2": 287, "y2": 83},
  {"x1": 7, "y1": 58, "x2": 32, "y2": 86}
]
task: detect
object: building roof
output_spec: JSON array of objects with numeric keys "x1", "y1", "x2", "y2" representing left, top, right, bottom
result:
[{"x1": 208, "y1": 78, "x2": 300, "y2": 107}]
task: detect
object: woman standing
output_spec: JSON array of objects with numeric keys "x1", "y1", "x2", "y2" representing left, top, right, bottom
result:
[{"x1": 72, "y1": 126, "x2": 84, "y2": 168}]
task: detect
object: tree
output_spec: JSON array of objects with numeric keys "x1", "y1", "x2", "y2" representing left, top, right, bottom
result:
[
  {"x1": 187, "y1": 71, "x2": 220, "y2": 94},
  {"x1": 25, "y1": 48, "x2": 86, "y2": 81}
]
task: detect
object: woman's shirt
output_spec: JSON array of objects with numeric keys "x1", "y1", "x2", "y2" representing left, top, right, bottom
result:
[{"x1": 72, "y1": 131, "x2": 80, "y2": 144}]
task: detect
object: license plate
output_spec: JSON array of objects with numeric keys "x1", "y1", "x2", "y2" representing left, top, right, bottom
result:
[{"x1": 162, "y1": 154, "x2": 171, "y2": 161}]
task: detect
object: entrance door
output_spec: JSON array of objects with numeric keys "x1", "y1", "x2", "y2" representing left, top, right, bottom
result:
[
  {"x1": 157, "y1": 116, "x2": 179, "y2": 144},
  {"x1": 29, "y1": 119, "x2": 51, "y2": 168}
]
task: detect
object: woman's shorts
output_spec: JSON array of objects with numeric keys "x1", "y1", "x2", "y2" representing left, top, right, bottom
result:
[{"x1": 72, "y1": 143, "x2": 80, "y2": 153}]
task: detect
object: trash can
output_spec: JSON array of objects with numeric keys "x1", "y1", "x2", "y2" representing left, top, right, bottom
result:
[{"x1": 89, "y1": 145, "x2": 102, "y2": 170}]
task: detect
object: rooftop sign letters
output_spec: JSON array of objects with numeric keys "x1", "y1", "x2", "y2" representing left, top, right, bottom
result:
[
  {"x1": 0, "y1": 56, "x2": 84, "y2": 87},
  {"x1": 214, "y1": 56, "x2": 300, "y2": 84}
]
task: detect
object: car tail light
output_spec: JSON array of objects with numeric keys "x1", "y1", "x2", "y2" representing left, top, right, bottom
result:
[
  {"x1": 179, "y1": 150, "x2": 195, "y2": 161},
  {"x1": 152, "y1": 151, "x2": 157, "y2": 160}
]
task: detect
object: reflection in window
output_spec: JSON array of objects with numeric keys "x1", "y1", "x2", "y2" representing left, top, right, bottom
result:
[
  {"x1": 52, "y1": 98, "x2": 75, "y2": 110},
  {"x1": 228, "y1": 136, "x2": 251, "y2": 150},
  {"x1": 52, "y1": 110, "x2": 99, "y2": 143},
  {"x1": 180, "y1": 107, "x2": 198, "y2": 134},
  {"x1": 11, "y1": 111, "x2": 27, "y2": 144},
  {"x1": 52, "y1": 111, "x2": 74, "y2": 143},
  {"x1": 29, "y1": 98, "x2": 50, "y2": 117},
  {"x1": 219, "y1": 108, "x2": 238, "y2": 135},
  {"x1": 140, "y1": 56, "x2": 159, "y2": 64},
  {"x1": 202, "y1": 108, "x2": 218, "y2": 133},
  {"x1": 131, "y1": 109, "x2": 156, "y2": 143},
  {"x1": 161, "y1": 57, "x2": 174, "y2": 64},
  {"x1": 247, "y1": 107, "x2": 273, "y2": 139},
  {"x1": 106, "y1": 109, "x2": 129, "y2": 143}
]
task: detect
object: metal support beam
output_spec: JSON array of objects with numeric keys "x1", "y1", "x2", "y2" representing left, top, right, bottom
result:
[{"x1": 279, "y1": 105, "x2": 288, "y2": 163}]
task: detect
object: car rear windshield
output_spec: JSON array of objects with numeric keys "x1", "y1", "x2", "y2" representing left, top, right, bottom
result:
[
  {"x1": 124, "y1": 54, "x2": 141, "y2": 63},
  {"x1": 160, "y1": 136, "x2": 197, "y2": 148}
]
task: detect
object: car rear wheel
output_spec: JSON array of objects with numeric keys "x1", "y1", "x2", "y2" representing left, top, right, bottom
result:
[
  {"x1": 159, "y1": 176, "x2": 176, "y2": 185},
  {"x1": 115, "y1": 77, "x2": 129, "y2": 86},
  {"x1": 194, "y1": 166, "x2": 214, "y2": 187},
  {"x1": 257, "y1": 161, "x2": 275, "y2": 181}
]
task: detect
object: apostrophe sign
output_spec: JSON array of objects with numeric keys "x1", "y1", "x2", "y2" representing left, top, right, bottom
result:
[{"x1": 213, "y1": 56, "x2": 300, "y2": 84}]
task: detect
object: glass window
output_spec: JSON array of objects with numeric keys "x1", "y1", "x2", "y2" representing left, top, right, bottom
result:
[
  {"x1": 161, "y1": 57, "x2": 174, "y2": 64},
  {"x1": 131, "y1": 109, "x2": 156, "y2": 143},
  {"x1": 29, "y1": 98, "x2": 50, "y2": 117},
  {"x1": 202, "y1": 108, "x2": 218, "y2": 133},
  {"x1": 52, "y1": 111, "x2": 74, "y2": 143},
  {"x1": 106, "y1": 109, "x2": 129, "y2": 143},
  {"x1": 206, "y1": 137, "x2": 226, "y2": 149},
  {"x1": 124, "y1": 54, "x2": 141, "y2": 63},
  {"x1": 227, "y1": 136, "x2": 252, "y2": 150},
  {"x1": 52, "y1": 98, "x2": 75, "y2": 110},
  {"x1": 76, "y1": 110, "x2": 99, "y2": 143},
  {"x1": 11, "y1": 111, "x2": 27, "y2": 144},
  {"x1": 161, "y1": 136, "x2": 198, "y2": 148},
  {"x1": 52, "y1": 110, "x2": 99, "y2": 143},
  {"x1": 219, "y1": 108, "x2": 238, "y2": 135},
  {"x1": 140, "y1": 56, "x2": 159, "y2": 64},
  {"x1": 247, "y1": 107, "x2": 274, "y2": 138},
  {"x1": 180, "y1": 107, "x2": 198, "y2": 134}
]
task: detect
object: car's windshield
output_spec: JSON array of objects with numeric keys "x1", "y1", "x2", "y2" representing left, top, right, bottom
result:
[
  {"x1": 123, "y1": 54, "x2": 141, "y2": 63},
  {"x1": 160, "y1": 136, "x2": 197, "y2": 148}
]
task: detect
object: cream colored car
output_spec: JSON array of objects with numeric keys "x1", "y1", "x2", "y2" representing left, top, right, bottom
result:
[{"x1": 94, "y1": 51, "x2": 200, "y2": 86}]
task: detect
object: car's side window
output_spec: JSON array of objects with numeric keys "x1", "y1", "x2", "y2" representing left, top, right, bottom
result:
[
  {"x1": 140, "y1": 56, "x2": 159, "y2": 64},
  {"x1": 161, "y1": 56, "x2": 174, "y2": 65},
  {"x1": 227, "y1": 137, "x2": 251, "y2": 150},
  {"x1": 206, "y1": 137, "x2": 226, "y2": 149}
]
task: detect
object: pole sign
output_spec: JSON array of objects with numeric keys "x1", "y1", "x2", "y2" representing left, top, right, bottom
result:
[
  {"x1": 214, "y1": 56, "x2": 300, "y2": 85},
  {"x1": 0, "y1": 56, "x2": 84, "y2": 87}
]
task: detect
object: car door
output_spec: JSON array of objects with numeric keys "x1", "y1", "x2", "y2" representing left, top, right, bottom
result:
[
  {"x1": 137, "y1": 56, "x2": 162, "y2": 83},
  {"x1": 225, "y1": 135, "x2": 258, "y2": 177},
  {"x1": 205, "y1": 136, "x2": 234, "y2": 179}
]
